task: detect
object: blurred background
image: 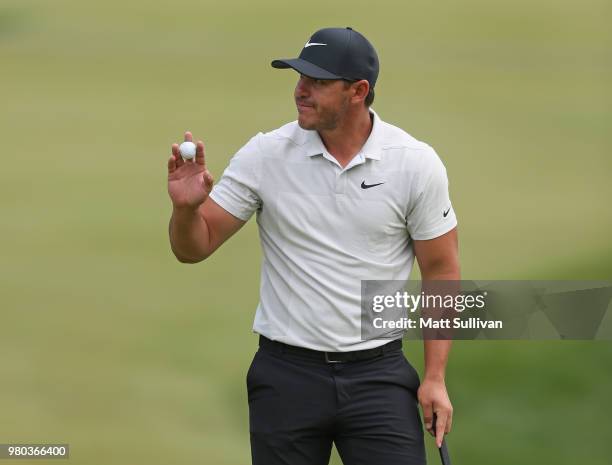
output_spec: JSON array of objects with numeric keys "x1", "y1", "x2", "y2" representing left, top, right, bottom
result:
[{"x1": 1, "y1": 0, "x2": 610, "y2": 463}]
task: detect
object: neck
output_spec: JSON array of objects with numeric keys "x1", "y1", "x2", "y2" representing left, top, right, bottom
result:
[{"x1": 318, "y1": 108, "x2": 373, "y2": 168}]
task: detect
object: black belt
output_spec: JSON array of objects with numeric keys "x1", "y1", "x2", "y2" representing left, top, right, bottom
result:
[{"x1": 259, "y1": 335, "x2": 402, "y2": 363}]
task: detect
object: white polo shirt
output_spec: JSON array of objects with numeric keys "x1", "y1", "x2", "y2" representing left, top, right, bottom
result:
[{"x1": 210, "y1": 109, "x2": 457, "y2": 351}]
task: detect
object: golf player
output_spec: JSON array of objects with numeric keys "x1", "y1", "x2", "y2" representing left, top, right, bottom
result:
[{"x1": 167, "y1": 27, "x2": 459, "y2": 465}]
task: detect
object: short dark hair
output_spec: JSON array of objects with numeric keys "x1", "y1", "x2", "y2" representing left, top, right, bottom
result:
[{"x1": 344, "y1": 80, "x2": 375, "y2": 107}]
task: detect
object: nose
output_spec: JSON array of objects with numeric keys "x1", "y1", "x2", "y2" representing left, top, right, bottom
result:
[{"x1": 294, "y1": 76, "x2": 311, "y2": 99}]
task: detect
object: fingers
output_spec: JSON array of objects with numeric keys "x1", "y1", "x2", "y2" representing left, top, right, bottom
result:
[
  {"x1": 435, "y1": 412, "x2": 448, "y2": 448},
  {"x1": 195, "y1": 140, "x2": 206, "y2": 166},
  {"x1": 171, "y1": 143, "x2": 184, "y2": 168},
  {"x1": 422, "y1": 402, "x2": 434, "y2": 436},
  {"x1": 168, "y1": 155, "x2": 176, "y2": 174},
  {"x1": 171, "y1": 132, "x2": 199, "y2": 169}
]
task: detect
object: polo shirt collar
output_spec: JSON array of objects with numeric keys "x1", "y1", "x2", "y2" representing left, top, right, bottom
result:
[{"x1": 301, "y1": 108, "x2": 383, "y2": 161}]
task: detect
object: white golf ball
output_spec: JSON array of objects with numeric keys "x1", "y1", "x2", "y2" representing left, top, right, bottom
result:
[{"x1": 179, "y1": 141, "x2": 196, "y2": 160}]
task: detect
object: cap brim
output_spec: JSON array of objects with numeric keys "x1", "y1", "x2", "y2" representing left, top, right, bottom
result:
[{"x1": 271, "y1": 58, "x2": 341, "y2": 80}]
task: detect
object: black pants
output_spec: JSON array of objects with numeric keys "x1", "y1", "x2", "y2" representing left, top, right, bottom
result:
[{"x1": 247, "y1": 341, "x2": 426, "y2": 465}]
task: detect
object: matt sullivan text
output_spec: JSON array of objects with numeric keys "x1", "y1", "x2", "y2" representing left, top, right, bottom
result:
[{"x1": 372, "y1": 317, "x2": 503, "y2": 330}]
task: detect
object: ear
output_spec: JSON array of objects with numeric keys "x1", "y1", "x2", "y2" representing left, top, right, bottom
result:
[{"x1": 350, "y1": 80, "x2": 370, "y2": 105}]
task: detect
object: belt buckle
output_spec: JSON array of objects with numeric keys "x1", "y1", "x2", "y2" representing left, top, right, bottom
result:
[{"x1": 325, "y1": 352, "x2": 343, "y2": 363}]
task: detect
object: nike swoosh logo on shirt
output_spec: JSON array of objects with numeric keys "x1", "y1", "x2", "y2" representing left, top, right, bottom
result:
[
  {"x1": 304, "y1": 41, "x2": 327, "y2": 48},
  {"x1": 361, "y1": 181, "x2": 385, "y2": 189},
  {"x1": 443, "y1": 207, "x2": 451, "y2": 217}
]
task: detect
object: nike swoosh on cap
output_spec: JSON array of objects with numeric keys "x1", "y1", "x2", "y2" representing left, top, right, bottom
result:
[{"x1": 304, "y1": 41, "x2": 327, "y2": 48}]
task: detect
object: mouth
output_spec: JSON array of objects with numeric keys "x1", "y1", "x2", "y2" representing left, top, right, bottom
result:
[{"x1": 296, "y1": 101, "x2": 314, "y2": 112}]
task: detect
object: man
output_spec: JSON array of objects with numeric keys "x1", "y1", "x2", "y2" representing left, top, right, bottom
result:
[{"x1": 167, "y1": 27, "x2": 458, "y2": 465}]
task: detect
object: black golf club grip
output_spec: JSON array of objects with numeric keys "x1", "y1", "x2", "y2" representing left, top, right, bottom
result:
[
  {"x1": 432, "y1": 413, "x2": 452, "y2": 465},
  {"x1": 439, "y1": 441, "x2": 451, "y2": 465}
]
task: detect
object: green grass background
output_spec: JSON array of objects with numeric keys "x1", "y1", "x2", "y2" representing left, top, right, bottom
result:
[{"x1": 1, "y1": 0, "x2": 610, "y2": 463}]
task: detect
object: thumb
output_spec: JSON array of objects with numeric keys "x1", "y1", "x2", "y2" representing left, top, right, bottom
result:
[{"x1": 203, "y1": 170, "x2": 214, "y2": 192}]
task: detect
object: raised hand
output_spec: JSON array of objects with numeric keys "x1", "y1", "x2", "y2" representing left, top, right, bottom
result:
[{"x1": 167, "y1": 131, "x2": 214, "y2": 210}]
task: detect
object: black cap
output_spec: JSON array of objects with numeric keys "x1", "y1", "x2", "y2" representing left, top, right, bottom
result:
[{"x1": 271, "y1": 27, "x2": 379, "y2": 89}]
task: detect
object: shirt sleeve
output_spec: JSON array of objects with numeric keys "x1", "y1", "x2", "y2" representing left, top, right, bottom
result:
[
  {"x1": 209, "y1": 133, "x2": 263, "y2": 222},
  {"x1": 405, "y1": 147, "x2": 457, "y2": 240}
]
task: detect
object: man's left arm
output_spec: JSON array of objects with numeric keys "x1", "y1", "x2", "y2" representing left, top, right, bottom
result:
[{"x1": 413, "y1": 227, "x2": 460, "y2": 448}]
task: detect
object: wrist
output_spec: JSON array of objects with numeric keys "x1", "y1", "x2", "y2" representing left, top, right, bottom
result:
[
  {"x1": 172, "y1": 203, "x2": 202, "y2": 215},
  {"x1": 423, "y1": 373, "x2": 446, "y2": 383}
]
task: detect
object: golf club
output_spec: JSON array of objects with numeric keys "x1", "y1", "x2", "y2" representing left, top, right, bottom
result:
[{"x1": 432, "y1": 413, "x2": 452, "y2": 465}]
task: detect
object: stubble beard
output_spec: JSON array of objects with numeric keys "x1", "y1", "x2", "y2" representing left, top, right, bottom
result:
[{"x1": 297, "y1": 97, "x2": 349, "y2": 132}]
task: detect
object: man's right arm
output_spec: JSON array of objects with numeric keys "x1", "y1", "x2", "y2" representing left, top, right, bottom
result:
[
  {"x1": 167, "y1": 131, "x2": 247, "y2": 263},
  {"x1": 169, "y1": 198, "x2": 245, "y2": 263}
]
